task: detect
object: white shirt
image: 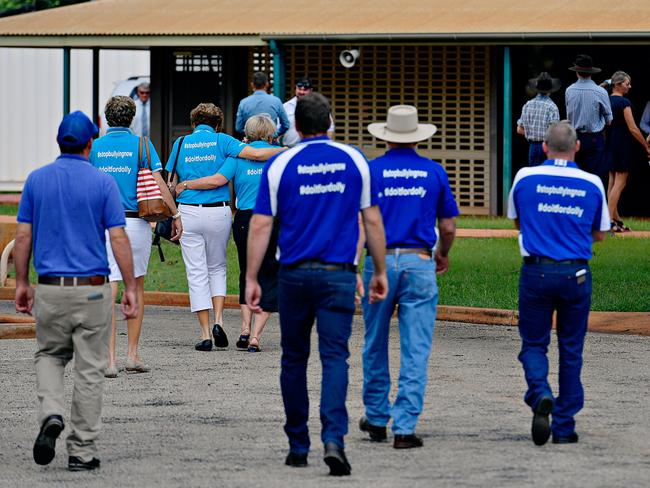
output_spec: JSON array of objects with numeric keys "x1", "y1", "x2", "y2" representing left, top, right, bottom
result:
[
  {"x1": 130, "y1": 98, "x2": 150, "y2": 137},
  {"x1": 282, "y1": 96, "x2": 335, "y2": 147}
]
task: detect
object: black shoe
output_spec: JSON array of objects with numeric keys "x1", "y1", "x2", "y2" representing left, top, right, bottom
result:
[
  {"x1": 235, "y1": 334, "x2": 250, "y2": 349},
  {"x1": 323, "y1": 441, "x2": 351, "y2": 476},
  {"x1": 393, "y1": 434, "x2": 423, "y2": 449},
  {"x1": 359, "y1": 416, "x2": 387, "y2": 442},
  {"x1": 552, "y1": 432, "x2": 579, "y2": 444},
  {"x1": 195, "y1": 339, "x2": 213, "y2": 351},
  {"x1": 68, "y1": 456, "x2": 100, "y2": 471},
  {"x1": 285, "y1": 451, "x2": 308, "y2": 467},
  {"x1": 33, "y1": 415, "x2": 64, "y2": 465},
  {"x1": 212, "y1": 324, "x2": 229, "y2": 348},
  {"x1": 532, "y1": 395, "x2": 554, "y2": 446}
]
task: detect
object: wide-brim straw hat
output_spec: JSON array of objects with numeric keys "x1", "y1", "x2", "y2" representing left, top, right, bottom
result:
[
  {"x1": 368, "y1": 105, "x2": 437, "y2": 143},
  {"x1": 528, "y1": 72, "x2": 561, "y2": 94}
]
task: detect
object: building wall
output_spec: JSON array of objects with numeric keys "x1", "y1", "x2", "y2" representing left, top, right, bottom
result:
[{"x1": 0, "y1": 48, "x2": 149, "y2": 191}]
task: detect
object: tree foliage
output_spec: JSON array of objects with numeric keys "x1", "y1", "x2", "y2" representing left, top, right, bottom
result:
[{"x1": 0, "y1": 0, "x2": 88, "y2": 17}]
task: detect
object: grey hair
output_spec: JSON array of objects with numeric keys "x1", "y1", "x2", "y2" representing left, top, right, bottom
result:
[
  {"x1": 137, "y1": 82, "x2": 150, "y2": 91},
  {"x1": 610, "y1": 71, "x2": 630, "y2": 86},
  {"x1": 105, "y1": 95, "x2": 136, "y2": 127},
  {"x1": 244, "y1": 114, "x2": 276, "y2": 142},
  {"x1": 544, "y1": 120, "x2": 577, "y2": 153}
]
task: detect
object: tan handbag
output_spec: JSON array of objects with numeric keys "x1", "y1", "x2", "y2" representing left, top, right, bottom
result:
[{"x1": 136, "y1": 136, "x2": 172, "y2": 222}]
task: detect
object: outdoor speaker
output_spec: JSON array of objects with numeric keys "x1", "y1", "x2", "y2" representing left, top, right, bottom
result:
[{"x1": 339, "y1": 49, "x2": 360, "y2": 69}]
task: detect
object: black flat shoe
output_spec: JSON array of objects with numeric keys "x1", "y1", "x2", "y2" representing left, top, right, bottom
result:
[
  {"x1": 212, "y1": 324, "x2": 229, "y2": 348},
  {"x1": 552, "y1": 432, "x2": 579, "y2": 444},
  {"x1": 68, "y1": 456, "x2": 100, "y2": 471},
  {"x1": 532, "y1": 395, "x2": 554, "y2": 446},
  {"x1": 359, "y1": 416, "x2": 387, "y2": 442},
  {"x1": 323, "y1": 441, "x2": 351, "y2": 476},
  {"x1": 393, "y1": 434, "x2": 423, "y2": 449},
  {"x1": 195, "y1": 339, "x2": 213, "y2": 351},
  {"x1": 33, "y1": 415, "x2": 64, "y2": 465},
  {"x1": 285, "y1": 451, "x2": 308, "y2": 467},
  {"x1": 236, "y1": 334, "x2": 250, "y2": 349}
]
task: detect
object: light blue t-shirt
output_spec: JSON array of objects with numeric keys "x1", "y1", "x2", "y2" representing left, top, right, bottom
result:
[
  {"x1": 165, "y1": 125, "x2": 246, "y2": 204},
  {"x1": 219, "y1": 140, "x2": 274, "y2": 210},
  {"x1": 507, "y1": 159, "x2": 610, "y2": 260},
  {"x1": 370, "y1": 148, "x2": 459, "y2": 249},
  {"x1": 254, "y1": 136, "x2": 376, "y2": 265},
  {"x1": 90, "y1": 127, "x2": 162, "y2": 211},
  {"x1": 17, "y1": 154, "x2": 125, "y2": 276}
]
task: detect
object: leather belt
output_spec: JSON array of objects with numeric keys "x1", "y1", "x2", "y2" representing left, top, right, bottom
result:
[
  {"x1": 524, "y1": 257, "x2": 587, "y2": 265},
  {"x1": 576, "y1": 130, "x2": 603, "y2": 136},
  {"x1": 125, "y1": 211, "x2": 140, "y2": 218},
  {"x1": 181, "y1": 201, "x2": 229, "y2": 207},
  {"x1": 386, "y1": 248, "x2": 432, "y2": 256},
  {"x1": 38, "y1": 275, "x2": 108, "y2": 286},
  {"x1": 285, "y1": 260, "x2": 357, "y2": 273}
]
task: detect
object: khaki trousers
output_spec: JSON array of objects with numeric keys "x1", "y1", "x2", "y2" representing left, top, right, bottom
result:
[{"x1": 33, "y1": 283, "x2": 112, "y2": 461}]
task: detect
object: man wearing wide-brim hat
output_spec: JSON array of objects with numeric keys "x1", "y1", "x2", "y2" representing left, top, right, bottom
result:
[
  {"x1": 358, "y1": 105, "x2": 459, "y2": 449},
  {"x1": 517, "y1": 72, "x2": 561, "y2": 166},
  {"x1": 565, "y1": 54, "x2": 613, "y2": 180}
]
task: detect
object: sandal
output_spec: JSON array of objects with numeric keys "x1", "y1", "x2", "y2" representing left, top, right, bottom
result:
[
  {"x1": 614, "y1": 219, "x2": 631, "y2": 232},
  {"x1": 610, "y1": 220, "x2": 624, "y2": 233},
  {"x1": 236, "y1": 333, "x2": 250, "y2": 349},
  {"x1": 247, "y1": 337, "x2": 261, "y2": 353}
]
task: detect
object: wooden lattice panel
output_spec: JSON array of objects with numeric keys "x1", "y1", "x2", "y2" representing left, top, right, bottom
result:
[
  {"x1": 284, "y1": 44, "x2": 491, "y2": 214},
  {"x1": 248, "y1": 47, "x2": 274, "y2": 89}
]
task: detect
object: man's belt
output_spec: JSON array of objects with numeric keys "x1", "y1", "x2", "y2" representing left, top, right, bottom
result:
[
  {"x1": 524, "y1": 257, "x2": 588, "y2": 265},
  {"x1": 181, "y1": 201, "x2": 229, "y2": 207},
  {"x1": 125, "y1": 211, "x2": 140, "y2": 218},
  {"x1": 285, "y1": 260, "x2": 357, "y2": 273},
  {"x1": 38, "y1": 275, "x2": 108, "y2": 286},
  {"x1": 576, "y1": 129, "x2": 603, "y2": 135},
  {"x1": 385, "y1": 248, "x2": 432, "y2": 256}
]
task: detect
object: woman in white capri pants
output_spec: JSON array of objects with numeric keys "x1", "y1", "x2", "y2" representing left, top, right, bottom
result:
[
  {"x1": 167, "y1": 103, "x2": 284, "y2": 351},
  {"x1": 90, "y1": 95, "x2": 182, "y2": 376}
]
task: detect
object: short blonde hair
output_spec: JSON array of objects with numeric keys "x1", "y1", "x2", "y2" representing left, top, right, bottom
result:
[
  {"x1": 190, "y1": 103, "x2": 223, "y2": 129},
  {"x1": 244, "y1": 114, "x2": 276, "y2": 142}
]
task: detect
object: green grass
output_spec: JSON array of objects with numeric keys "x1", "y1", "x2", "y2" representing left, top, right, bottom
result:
[
  {"x1": 456, "y1": 215, "x2": 650, "y2": 231},
  {"x1": 143, "y1": 237, "x2": 649, "y2": 312},
  {"x1": 0, "y1": 204, "x2": 17, "y2": 215}
]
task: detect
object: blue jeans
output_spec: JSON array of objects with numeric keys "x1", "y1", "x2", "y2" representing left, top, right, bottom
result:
[
  {"x1": 528, "y1": 141, "x2": 545, "y2": 166},
  {"x1": 518, "y1": 262, "x2": 591, "y2": 437},
  {"x1": 277, "y1": 266, "x2": 356, "y2": 453},
  {"x1": 361, "y1": 253, "x2": 438, "y2": 434}
]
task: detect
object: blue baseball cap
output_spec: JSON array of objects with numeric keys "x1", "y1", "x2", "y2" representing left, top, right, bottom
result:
[{"x1": 56, "y1": 110, "x2": 99, "y2": 148}]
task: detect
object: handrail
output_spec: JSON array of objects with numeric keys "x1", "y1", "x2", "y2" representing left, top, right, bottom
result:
[{"x1": 1, "y1": 239, "x2": 15, "y2": 287}]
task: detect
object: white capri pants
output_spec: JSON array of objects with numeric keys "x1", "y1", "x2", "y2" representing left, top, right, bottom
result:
[
  {"x1": 179, "y1": 203, "x2": 232, "y2": 312},
  {"x1": 106, "y1": 217, "x2": 153, "y2": 281}
]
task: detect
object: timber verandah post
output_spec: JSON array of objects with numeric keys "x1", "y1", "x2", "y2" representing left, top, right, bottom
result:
[
  {"x1": 63, "y1": 47, "x2": 70, "y2": 116},
  {"x1": 502, "y1": 46, "x2": 512, "y2": 212}
]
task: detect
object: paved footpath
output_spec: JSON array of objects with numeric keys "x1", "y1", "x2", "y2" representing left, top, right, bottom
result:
[{"x1": 0, "y1": 302, "x2": 649, "y2": 488}]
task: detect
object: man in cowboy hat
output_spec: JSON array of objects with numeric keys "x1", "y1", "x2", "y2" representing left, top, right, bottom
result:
[
  {"x1": 565, "y1": 54, "x2": 612, "y2": 180},
  {"x1": 358, "y1": 105, "x2": 459, "y2": 449},
  {"x1": 517, "y1": 72, "x2": 561, "y2": 166}
]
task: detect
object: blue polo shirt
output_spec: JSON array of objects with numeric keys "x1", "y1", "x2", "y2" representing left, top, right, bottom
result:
[
  {"x1": 165, "y1": 125, "x2": 246, "y2": 204},
  {"x1": 17, "y1": 154, "x2": 125, "y2": 276},
  {"x1": 254, "y1": 136, "x2": 376, "y2": 265},
  {"x1": 235, "y1": 90, "x2": 290, "y2": 136},
  {"x1": 219, "y1": 140, "x2": 274, "y2": 210},
  {"x1": 90, "y1": 127, "x2": 162, "y2": 211},
  {"x1": 370, "y1": 148, "x2": 459, "y2": 249},
  {"x1": 507, "y1": 159, "x2": 610, "y2": 260}
]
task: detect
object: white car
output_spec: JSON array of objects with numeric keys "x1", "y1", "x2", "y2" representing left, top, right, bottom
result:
[{"x1": 99, "y1": 75, "x2": 149, "y2": 134}]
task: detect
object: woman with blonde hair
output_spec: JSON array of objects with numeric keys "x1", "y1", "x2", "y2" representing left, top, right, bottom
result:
[
  {"x1": 168, "y1": 104, "x2": 284, "y2": 351},
  {"x1": 177, "y1": 114, "x2": 280, "y2": 352},
  {"x1": 603, "y1": 71, "x2": 650, "y2": 232}
]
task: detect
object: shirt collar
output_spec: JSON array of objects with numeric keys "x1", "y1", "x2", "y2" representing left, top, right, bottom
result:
[
  {"x1": 56, "y1": 153, "x2": 90, "y2": 163},
  {"x1": 535, "y1": 93, "x2": 551, "y2": 99},
  {"x1": 542, "y1": 158, "x2": 579, "y2": 169},
  {"x1": 106, "y1": 127, "x2": 132, "y2": 135},
  {"x1": 576, "y1": 78, "x2": 595, "y2": 85},
  {"x1": 301, "y1": 135, "x2": 330, "y2": 143},
  {"x1": 385, "y1": 147, "x2": 419, "y2": 157},
  {"x1": 253, "y1": 90, "x2": 267, "y2": 96},
  {"x1": 193, "y1": 124, "x2": 216, "y2": 133}
]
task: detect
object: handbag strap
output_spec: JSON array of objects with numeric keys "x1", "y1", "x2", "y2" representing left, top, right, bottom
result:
[
  {"x1": 138, "y1": 136, "x2": 152, "y2": 170},
  {"x1": 168, "y1": 136, "x2": 185, "y2": 184}
]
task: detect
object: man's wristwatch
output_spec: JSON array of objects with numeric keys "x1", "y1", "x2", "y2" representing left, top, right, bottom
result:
[
  {"x1": 172, "y1": 211, "x2": 181, "y2": 220},
  {"x1": 183, "y1": 182, "x2": 188, "y2": 190}
]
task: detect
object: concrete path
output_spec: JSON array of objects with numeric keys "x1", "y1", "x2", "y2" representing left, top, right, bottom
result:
[{"x1": 0, "y1": 302, "x2": 649, "y2": 488}]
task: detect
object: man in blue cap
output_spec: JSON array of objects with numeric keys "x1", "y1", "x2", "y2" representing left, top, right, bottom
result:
[
  {"x1": 508, "y1": 121, "x2": 609, "y2": 446},
  {"x1": 14, "y1": 110, "x2": 138, "y2": 471}
]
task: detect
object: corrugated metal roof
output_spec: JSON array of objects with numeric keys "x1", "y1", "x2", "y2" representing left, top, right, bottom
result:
[{"x1": 1, "y1": 0, "x2": 650, "y2": 38}]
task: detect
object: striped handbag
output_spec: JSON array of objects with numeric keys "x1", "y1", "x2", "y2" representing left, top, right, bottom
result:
[{"x1": 136, "y1": 136, "x2": 172, "y2": 222}]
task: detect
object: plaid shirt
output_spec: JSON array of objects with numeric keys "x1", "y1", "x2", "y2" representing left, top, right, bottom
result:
[
  {"x1": 565, "y1": 78, "x2": 613, "y2": 133},
  {"x1": 517, "y1": 95, "x2": 560, "y2": 142}
]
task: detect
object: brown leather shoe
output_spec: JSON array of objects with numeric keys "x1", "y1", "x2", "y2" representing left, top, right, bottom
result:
[{"x1": 393, "y1": 434, "x2": 423, "y2": 449}]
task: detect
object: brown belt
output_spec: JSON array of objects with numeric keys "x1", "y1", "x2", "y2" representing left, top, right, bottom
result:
[
  {"x1": 385, "y1": 248, "x2": 432, "y2": 256},
  {"x1": 38, "y1": 276, "x2": 108, "y2": 286}
]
